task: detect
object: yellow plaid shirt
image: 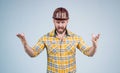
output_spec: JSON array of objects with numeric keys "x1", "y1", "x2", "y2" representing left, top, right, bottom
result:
[{"x1": 32, "y1": 29, "x2": 90, "y2": 73}]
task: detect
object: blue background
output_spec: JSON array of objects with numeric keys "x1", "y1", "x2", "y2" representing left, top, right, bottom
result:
[{"x1": 0, "y1": 0, "x2": 120, "y2": 73}]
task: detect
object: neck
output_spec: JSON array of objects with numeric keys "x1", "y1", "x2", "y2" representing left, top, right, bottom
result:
[{"x1": 56, "y1": 30, "x2": 66, "y2": 40}]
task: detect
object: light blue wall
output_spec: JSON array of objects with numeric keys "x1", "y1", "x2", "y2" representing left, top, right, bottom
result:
[{"x1": 0, "y1": 0, "x2": 120, "y2": 73}]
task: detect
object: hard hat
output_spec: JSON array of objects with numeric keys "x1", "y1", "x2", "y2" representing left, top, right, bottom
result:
[{"x1": 53, "y1": 7, "x2": 69, "y2": 20}]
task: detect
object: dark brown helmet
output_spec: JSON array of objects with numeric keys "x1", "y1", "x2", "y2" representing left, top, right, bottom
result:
[{"x1": 53, "y1": 7, "x2": 69, "y2": 20}]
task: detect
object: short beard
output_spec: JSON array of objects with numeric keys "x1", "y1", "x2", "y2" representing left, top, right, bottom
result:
[{"x1": 55, "y1": 27, "x2": 67, "y2": 34}]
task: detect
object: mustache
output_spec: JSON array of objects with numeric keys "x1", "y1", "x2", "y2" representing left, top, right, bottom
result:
[{"x1": 58, "y1": 26, "x2": 64, "y2": 29}]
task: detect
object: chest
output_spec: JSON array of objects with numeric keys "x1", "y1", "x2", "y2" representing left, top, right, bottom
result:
[{"x1": 45, "y1": 37, "x2": 78, "y2": 56}]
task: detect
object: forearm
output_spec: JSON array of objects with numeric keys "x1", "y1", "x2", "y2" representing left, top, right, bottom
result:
[
  {"x1": 86, "y1": 46, "x2": 96, "y2": 57},
  {"x1": 82, "y1": 34, "x2": 100, "y2": 57},
  {"x1": 17, "y1": 33, "x2": 35, "y2": 57},
  {"x1": 23, "y1": 43, "x2": 35, "y2": 57},
  {"x1": 21, "y1": 39, "x2": 35, "y2": 57}
]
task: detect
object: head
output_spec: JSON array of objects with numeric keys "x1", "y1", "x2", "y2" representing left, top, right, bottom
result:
[{"x1": 53, "y1": 7, "x2": 69, "y2": 34}]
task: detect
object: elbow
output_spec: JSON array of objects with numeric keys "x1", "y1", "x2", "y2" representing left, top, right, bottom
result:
[
  {"x1": 25, "y1": 50, "x2": 36, "y2": 58},
  {"x1": 30, "y1": 55, "x2": 36, "y2": 58},
  {"x1": 84, "y1": 51, "x2": 95, "y2": 57},
  {"x1": 26, "y1": 51, "x2": 36, "y2": 58},
  {"x1": 86, "y1": 51, "x2": 96, "y2": 57},
  {"x1": 87, "y1": 53, "x2": 95, "y2": 57},
  {"x1": 29, "y1": 53, "x2": 36, "y2": 58},
  {"x1": 88, "y1": 54, "x2": 94, "y2": 57}
]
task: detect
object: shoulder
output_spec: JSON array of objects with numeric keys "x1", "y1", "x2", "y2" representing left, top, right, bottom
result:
[
  {"x1": 68, "y1": 30, "x2": 83, "y2": 41},
  {"x1": 68, "y1": 30, "x2": 81, "y2": 38}
]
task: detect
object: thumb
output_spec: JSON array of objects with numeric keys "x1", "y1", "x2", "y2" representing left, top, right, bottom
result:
[
  {"x1": 16, "y1": 33, "x2": 25, "y2": 40},
  {"x1": 92, "y1": 33, "x2": 95, "y2": 40}
]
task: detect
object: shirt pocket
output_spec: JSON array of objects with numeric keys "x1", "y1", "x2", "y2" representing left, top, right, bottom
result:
[
  {"x1": 66, "y1": 41, "x2": 77, "y2": 55},
  {"x1": 47, "y1": 43, "x2": 58, "y2": 55}
]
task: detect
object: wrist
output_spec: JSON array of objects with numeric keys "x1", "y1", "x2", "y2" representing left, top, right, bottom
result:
[{"x1": 92, "y1": 44, "x2": 97, "y2": 49}]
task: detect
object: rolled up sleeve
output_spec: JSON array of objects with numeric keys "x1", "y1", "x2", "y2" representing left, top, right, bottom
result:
[
  {"x1": 32, "y1": 36, "x2": 45, "y2": 57},
  {"x1": 77, "y1": 36, "x2": 90, "y2": 56}
]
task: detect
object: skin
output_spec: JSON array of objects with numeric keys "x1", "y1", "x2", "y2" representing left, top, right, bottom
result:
[
  {"x1": 53, "y1": 19, "x2": 68, "y2": 40},
  {"x1": 16, "y1": 19, "x2": 100, "y2": 57}
]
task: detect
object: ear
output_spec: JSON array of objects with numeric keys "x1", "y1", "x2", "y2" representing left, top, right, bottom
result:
[{"x1": 53, "y1": 19, "x2": 56, "y2": 26}]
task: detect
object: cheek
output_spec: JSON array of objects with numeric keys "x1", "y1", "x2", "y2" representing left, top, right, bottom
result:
[
  {"x1": 54, "y1": 23, "x2": 57, "y2": 26},
  {"x1": 54, "y1": 24, "x2": 59, "y2": 28},
  {"x1": 63, "y1": 23, "x2": 67, "y2": 27}
]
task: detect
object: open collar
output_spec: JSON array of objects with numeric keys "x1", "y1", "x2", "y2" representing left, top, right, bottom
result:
[{"x1": 49, "y1": 29, "x2": 73, "y2": 37}]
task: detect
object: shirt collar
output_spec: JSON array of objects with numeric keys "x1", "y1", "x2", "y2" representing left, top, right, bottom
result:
[{"x1": 49, "y1": 29, "x2": 73, "y2": 37}]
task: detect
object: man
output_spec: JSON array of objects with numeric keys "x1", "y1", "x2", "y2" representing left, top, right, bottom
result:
[{"x1": 16, "y1": 7, "x2": 100, "y2": 73}]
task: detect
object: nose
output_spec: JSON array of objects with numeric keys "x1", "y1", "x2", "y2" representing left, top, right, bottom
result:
[{"x1": 58, "y1": 22, "x2": 63, "y2": 27}]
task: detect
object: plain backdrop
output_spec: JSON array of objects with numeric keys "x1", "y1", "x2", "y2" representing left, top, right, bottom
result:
[{"x1": 0, "y1": 0, "x2": 120, "y2": 73}]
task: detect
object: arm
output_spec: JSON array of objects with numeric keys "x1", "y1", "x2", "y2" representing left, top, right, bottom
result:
[
  {"x1": 16, "y1": 33, "x2": 35, "y2": 57},
  {"x1": 86, "y1": 34, "x2": 100, "y2": 57},
  {"x1": 77, "y1": 34, "x2": 100, "y2": 57}
]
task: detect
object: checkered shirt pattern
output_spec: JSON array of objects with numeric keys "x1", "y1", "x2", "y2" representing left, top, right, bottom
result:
[{"x1": 32, "y1": 29, "x2": 90, "y2": 73}]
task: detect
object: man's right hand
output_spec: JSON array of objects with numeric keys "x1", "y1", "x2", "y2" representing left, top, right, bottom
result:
[
  {"x1": 16, "y1": 33, "x2": 27, "y2": 46},
  {"x1": 16, "y1": 33, "x2": 35, "y2": 57}
]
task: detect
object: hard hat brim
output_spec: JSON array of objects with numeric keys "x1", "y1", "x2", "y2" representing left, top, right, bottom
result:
[{"x1": 53, "y1": 17, "x2": 69, "y2": 20}]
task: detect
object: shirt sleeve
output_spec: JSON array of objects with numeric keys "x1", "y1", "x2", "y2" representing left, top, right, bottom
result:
[
  {"x1": 77, "y1": 36, "x2": 90, "y2": 56},
  {"x1": 32, "y1": 36, "x2": 45, "y2": 57}
]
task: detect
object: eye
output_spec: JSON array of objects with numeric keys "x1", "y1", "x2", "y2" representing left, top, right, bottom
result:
[
  {"x1": 61, "y1": 21, "x2": 65, "y2": 24},
  {"x1": 56, "y1": 21, "x2": 60, "y2": 24}
]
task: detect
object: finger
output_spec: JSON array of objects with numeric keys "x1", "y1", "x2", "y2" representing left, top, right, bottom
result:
[
  {"x1": 92, "y1": 35, "x2": 97, "y2": 42},
  {"x1": 96, "y1": 36, "x2": 99, "y2": 39},
  {"x1": 95, "y1": 37, "x2": 98, "y2": 41},
  {"x1": 98, "y1": 34, "x2": 100, "y2": 39},
  {"x1": 16, "y1": 33, "x2": 25, "y2": 40},
  {"x1": 92, "y1": 40, "x2": 97, "y2": 48},
  {"x1": 92, "y1": 39, "x2": 96, "y2": 46},
  {"x1": 96, "y1": 34, "x2": 99, "y2": 38},
  {"x1": 21, "y1": 33, "x2": 24, "y2": 36},
  {"x1": 92, "y1": 34, "x2": 95, "y2": 40},
  {"x1": 96, "y1": 34, "x2": 100, "y2": 40},
  {"x1": 17, "y1": 33, "x2": 24, "y2": 36},
  {"x1": 16, "y1": 33, "x2": 20, "y2": 36},
  {"x1": 16, "y1": 33, "x2": 21, "y2": 37}
]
